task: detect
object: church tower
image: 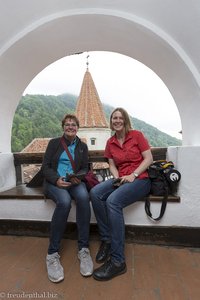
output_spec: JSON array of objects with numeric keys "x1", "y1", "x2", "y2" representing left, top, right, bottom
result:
[{"x1": 76, "y1": 57, "x2": 111, "y2": 150}]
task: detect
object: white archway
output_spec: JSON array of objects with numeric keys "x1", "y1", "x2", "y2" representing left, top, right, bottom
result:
[{"x1": 0, "y1": 11, "x2": 200, "y2": 152}]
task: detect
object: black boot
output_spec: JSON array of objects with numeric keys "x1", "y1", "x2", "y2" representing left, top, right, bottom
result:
[
  {"x1": 96, "y1": 241, "x2": 111, "y2": 263},
  {"x1": 93, "y1": 259, "x2": 127, "y2": 281}
]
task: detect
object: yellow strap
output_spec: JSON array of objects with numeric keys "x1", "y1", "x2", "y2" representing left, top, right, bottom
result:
[{"x1": 162, "y1": 162, "x2": 174, "y2": 169}]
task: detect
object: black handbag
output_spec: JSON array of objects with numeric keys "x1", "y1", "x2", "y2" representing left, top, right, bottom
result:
[
  {"x1": 145, "y1": 160, "x2": 181, "y2": 221},
  {"x1": 26, "y1": 168, "x2": 44, "y2": 187}
]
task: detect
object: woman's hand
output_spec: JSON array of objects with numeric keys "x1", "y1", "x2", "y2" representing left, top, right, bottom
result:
[
  {"x1": 113, "y1": 174, "x2": 135, "y2": 187},
  {"x1": 120, "y1": 174, "x2": 135, "y2": 183},
  {"x1": 56, "y1": 177, "x2": 72, "y2": 188},
  {"x1": 69, "y1": 176, "x2": 81, "y2": 185}
]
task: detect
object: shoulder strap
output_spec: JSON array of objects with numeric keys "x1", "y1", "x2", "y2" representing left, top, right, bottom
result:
[
  {"x1": 60, "y1": 137, "x2": 76, "y2": 172},
  {"x1": 145, "y1": 177, "x2": 168, "y2": 221}
]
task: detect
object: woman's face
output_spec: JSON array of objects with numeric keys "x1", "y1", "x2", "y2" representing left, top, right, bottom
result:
[
  {"x1": 111, "y1": 110, "x2": 125, "y2": 132},
  {"x1": 63, "y1": 118, "x2": 78, "y2": 140}
]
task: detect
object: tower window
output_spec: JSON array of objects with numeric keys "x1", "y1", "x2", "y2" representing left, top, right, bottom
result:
[{"x1": 91, "y1": 138, "x2": 96, "y2": 145}]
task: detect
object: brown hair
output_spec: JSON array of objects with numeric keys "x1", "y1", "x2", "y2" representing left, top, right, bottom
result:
[
  {"x1": 61, "y1": 114, "x2": 80, "y2": 128},
  {"x1": 110, "y1": 107, "x2": 132, "y2": 134}
]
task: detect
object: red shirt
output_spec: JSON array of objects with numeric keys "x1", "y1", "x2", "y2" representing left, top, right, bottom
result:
[{"x1": 104, "y1": 130, "x2": 150, "y2": 178}]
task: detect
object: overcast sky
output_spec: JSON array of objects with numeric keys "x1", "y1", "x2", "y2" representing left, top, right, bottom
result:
[{"x1": 24, "y1": 51, "x2": 182, "y2": 139}]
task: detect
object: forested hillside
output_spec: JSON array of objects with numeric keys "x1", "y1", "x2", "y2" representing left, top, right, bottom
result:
[{"x1": 11, "y1": 94, "x2": 181, "y2": 152}]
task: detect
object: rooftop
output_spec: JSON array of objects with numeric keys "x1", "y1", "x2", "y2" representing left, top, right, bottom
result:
[
  {"x1": 21, "y1": 138, "x2": 51, "y2": 153},
  {"x1": 76, "y1": 70, "x2": 108, "y2": 128}
]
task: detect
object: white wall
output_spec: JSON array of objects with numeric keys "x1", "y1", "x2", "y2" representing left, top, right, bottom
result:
[
  {"x1": 124, "y1": 146, "x2": 200, "y2": 227},
  {"x1": 78, "y1": 128, "x2": 111, "y2": 150},
  {"x1": 1, "y1": 5, "x2": 200, "y2": 150},
  {"x1": 0, "y1": 147, "x2": 200, "y2": 228},
  {"x1": 0, "y1": 153, "x2": 16, "y2": 192},
  {"x1": 0, "y1": 2, "x2": 200, "y2": 228}
]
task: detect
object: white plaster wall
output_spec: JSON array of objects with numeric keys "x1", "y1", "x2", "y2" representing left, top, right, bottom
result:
[
  {"x1": 0, "y1": 153, "x2": 16, "y2": 192},
  {"x1": 0, "y1": 198, "x2": 97, "y2": 223},
  {"x1": 1, "y1": 147, "x2": 199, "y2": 228},
  {"x1": 124, "y1": 146, "x2": 200, "y2": 227},
  {"x1": 78, "y1": 128, "x2": 111, "y2": 150},
  {"x1": 0, "y1": 6, "x2": 200, "y2": 150},
  {"x1": 0, "y1": 2, "x2": 200, "y2": 228}
]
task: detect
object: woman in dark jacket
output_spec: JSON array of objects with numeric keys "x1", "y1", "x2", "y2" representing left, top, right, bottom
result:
[{"x1": 42, "y1": 114, "x2": 93, "y2": 283}]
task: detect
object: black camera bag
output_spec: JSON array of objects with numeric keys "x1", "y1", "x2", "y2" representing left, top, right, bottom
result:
[{"x1": 145, "y1": 160, "x2": 181, "y2": 221}]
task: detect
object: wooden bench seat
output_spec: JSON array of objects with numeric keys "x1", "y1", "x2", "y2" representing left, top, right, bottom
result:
[
  {"x1": 0, "y1": 147, "x2": 180, "y2": 202},
  {"x1": 0, "y1": 185, "x2": 45, "y2": 199},
  {"x1": 0, "y1": 184, "x2": 180, "y2": 202}
]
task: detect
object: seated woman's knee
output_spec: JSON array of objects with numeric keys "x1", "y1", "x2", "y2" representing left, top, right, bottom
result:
[
  {"x1": 89, "y1": 187, "x2": 95, "y2": 198},
  {"x1": 106, "y1": 194, "x2": 122, "y2": 210},
  {"x1": 56, "y1": 196, "x2": 71, "y2": 211}
]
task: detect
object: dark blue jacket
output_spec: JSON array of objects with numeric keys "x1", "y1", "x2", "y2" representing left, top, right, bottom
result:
[{"x1": 42, "y1": 135, "x2": 88, "y2": 185}]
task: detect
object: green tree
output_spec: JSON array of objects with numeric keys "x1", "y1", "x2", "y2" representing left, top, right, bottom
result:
[{"x1": 11, "y1": 93, "x2": 181, "y2": 152}]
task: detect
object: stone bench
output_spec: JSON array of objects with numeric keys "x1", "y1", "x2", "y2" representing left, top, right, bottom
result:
[{"x1": 0, "y1": 147, "x2": 184, "y2": 245}]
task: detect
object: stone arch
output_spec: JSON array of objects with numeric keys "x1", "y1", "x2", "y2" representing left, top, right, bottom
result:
[{"x1": 0, "y1": 10, "x2": 200, "y2": 151}]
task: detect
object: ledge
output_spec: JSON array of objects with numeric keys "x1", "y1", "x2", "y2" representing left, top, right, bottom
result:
[
  {"x1": 0, "y1": 184, "x2": 180, "y2": 202},
  {"x1": 0, "y1": 220, "x2": 199, "y2": 248}
]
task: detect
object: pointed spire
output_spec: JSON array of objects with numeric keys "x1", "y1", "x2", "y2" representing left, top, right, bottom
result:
[
  {"x1": 86, "y1": 54, "x2": 89, "y2": 71},
  {"x1": 76, "y1": 61, "x2": 108, "y2": 128}
]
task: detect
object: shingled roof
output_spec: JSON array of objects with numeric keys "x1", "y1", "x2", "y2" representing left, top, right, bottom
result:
[
  {"x1": 21, "y1": 138, "x2": 51, "y2": 153},
  {"x1": 76, "y1": 70, "x2": 108, "y2": 128},
  {"x1": 21, "y1": 137, "x2": 87, "y2": 153}
]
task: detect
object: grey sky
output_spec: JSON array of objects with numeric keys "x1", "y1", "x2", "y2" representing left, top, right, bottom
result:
[{"x1": 24, "y1": 51, "x2": 182, "y2": 139}]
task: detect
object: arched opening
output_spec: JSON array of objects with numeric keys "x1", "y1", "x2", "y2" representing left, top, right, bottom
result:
[
  {"x1": 0, "y1": 12, "x2": 199, "y2": 152},
  {"x1": 1, "y1": 4, "x2": 200, "y2": 230},
  {"x1": 24, "y1": 51, "x2": 182, "y2": 139},
  {"x1": 12, "y1": 51, "x2": 182, "y2": 152}
]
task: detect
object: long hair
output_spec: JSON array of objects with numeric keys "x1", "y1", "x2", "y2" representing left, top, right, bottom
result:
[{"x1": 110, "y1": 107, "x2": 132, "y2": 134}]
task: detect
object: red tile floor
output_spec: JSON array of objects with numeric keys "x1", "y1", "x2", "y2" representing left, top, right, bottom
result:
[{"x1": 0, "y1": 235, "x2": 199, "y2": 300}]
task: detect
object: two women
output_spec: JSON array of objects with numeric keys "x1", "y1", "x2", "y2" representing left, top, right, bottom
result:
[{"x1": 43, "y1": 108, "x2": 152, "y2": 283}]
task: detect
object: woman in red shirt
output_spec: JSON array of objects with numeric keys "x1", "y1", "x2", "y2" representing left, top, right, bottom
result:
[{"x1": 91, "y1": 107, "x2": 153, "y2": 281}]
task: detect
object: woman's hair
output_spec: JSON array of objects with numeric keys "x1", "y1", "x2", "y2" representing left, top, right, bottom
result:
[
  {"x1": 61, "y1": 114, "x2": 80, "y2": 128},
  {"x1": 110, "y1": 107, "x2": 132, "y2": 134}
]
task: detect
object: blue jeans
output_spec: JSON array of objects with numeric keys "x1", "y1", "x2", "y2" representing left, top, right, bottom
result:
[
  {"x1": 90, "y1": 178, "x2": 151, "y2": 263},
  {"x1": 44, "y1": 181, "x2": 91, "y2": 254}
]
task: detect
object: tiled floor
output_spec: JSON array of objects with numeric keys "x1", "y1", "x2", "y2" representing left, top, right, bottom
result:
[{"x1": 0, "y1": 235, "x2": 200, "y2": 300}]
